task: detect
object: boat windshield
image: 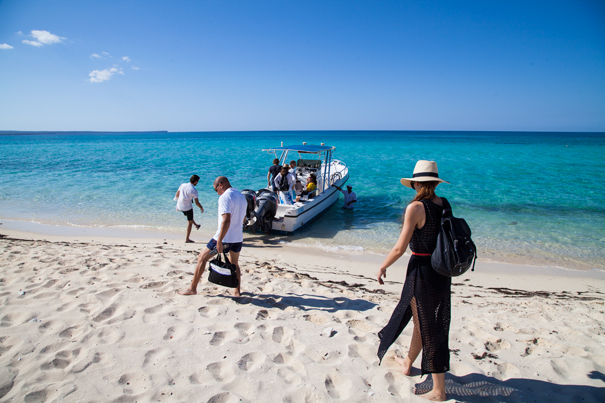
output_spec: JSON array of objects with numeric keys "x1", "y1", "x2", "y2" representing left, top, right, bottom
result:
[{"x1": 263, "y1": 145, "x2": 336, "y2": 192}]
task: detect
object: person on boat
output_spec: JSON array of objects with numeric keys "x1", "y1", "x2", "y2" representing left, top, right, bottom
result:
[
  {"x1": 376, "y1": 160, "x2": 451, "y2": 402},
  {"x1": 267, "y1": 158, "x2": 281, "y2": 192},
  {"x1": 304, "y1": 174, "x2": 317, "y2": 193},
  {"x1": 178, "y1": 176, "x2": 247, "y2": 297},
  {"x1": 274, "y1": 165, "x2": 296, "y2": 205},
  {"x1": 294, "y1": 180, "x2": 303, "y2": 196},
  {"x1": 334, "y1": 184, "x2": 357, "y2": 209},
  {"x1": 296, "y1": 175, "x2": 317, "y2": 202},
  {"x1": 174, "y1": 174, "x2": 204, "y2": 243},
  {"x1": 289, "y1": 160, "x2": 298, "y2": 177}
]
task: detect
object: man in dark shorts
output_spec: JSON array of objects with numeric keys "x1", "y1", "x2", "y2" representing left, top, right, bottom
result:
[
  {"x1": 175, "y1": 175, "x2": 204, "y2": 243},
  {"x1": 267, "y1": 158, "x2": 281, "y2": 192},
  {"x1": 178, "y1": 176, "x2": 247, "y2": 297}
]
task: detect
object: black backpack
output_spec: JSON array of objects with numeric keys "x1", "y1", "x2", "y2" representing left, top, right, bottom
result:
[
  {"x1": 278, "y1": 175, "x2": 290, "y2": 191},
  {"x1": 420, "y1": 197, "x2": 477, "y2": 277}
]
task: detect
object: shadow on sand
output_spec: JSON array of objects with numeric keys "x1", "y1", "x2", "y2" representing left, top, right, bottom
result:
[
  {"x1": 413, "y1": 371, "x2": 605, "y2": 403},
  {"x1": 224, "y1": 292, "x2": 377, "y2": 313}
]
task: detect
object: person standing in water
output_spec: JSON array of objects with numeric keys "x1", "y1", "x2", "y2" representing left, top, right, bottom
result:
[{"x1": 175, "y1": 175, "x2": 204, "y2": 243}]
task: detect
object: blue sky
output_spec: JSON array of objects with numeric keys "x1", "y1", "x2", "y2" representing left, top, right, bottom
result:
[{"x1": 0, "y1": 0, "x2": 603, "y2": 132}]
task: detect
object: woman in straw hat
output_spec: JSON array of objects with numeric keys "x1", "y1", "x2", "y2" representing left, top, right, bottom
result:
[{"x1": 376, "y1": 160, "x2": 451, "y2": 401}]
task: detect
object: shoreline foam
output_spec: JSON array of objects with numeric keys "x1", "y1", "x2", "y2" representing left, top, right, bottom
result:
[{"x1": 1, "y1": 218, "x2": 602, "y2": 273}]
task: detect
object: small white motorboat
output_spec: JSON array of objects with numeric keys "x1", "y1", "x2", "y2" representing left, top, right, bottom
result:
[{"x1": 241, "y1": 143, "x2": 349, "y2": 233}]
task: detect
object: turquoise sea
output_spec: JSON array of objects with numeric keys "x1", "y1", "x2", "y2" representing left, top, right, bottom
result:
[{"x1": 1, "y1": 131, "x2": 604, "y2": 270}]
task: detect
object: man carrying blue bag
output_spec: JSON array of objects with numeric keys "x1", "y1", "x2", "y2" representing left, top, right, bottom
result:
[{"x1": 178, "y1": 176, "x2": 247, "y2": 297}]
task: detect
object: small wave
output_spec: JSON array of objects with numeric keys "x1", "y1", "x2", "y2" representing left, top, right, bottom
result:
[{"x1": 286, "y1": 241, "x2": 364, "y2": 253}]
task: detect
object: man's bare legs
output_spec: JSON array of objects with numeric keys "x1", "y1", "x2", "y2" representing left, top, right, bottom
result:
[
  {"x1": 178, "y1": 247, "x2": 213, "y2": 295},
  {"x1": 395, "y1": 297, "x2": 422, "y2": 375},
  {"x1": 228, "y1": 249, "x2": 241, "y2": 297},
  {"x1": 185, "y1": 220, "x2": 201, "y2": 243},
  {"x1": 178, "y1": 247, "x2": 241, "y2": 297}
]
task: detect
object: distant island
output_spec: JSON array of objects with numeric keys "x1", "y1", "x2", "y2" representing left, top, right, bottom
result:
[{"x1": 0, "y1": 131, "x2": 169, "y2": 135}]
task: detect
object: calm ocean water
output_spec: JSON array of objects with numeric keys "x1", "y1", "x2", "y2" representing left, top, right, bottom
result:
[{"x1": 1, "y1": 131, "x2": 604, "y2": 270}]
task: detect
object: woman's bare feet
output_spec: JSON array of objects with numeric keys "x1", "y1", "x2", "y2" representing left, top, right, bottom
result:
[
  {"x1": 177, "y1": 289, "x2": 197, "y2": 295},
  {"x1": 394, "y1": 355, "x2": 413, "y2": 376},
  {"x1": 195, "y1": 223, "x2": 201, "y2": 230},
  {"x1": 185, "y1": 239, "x2": 195, "y2": 243},
  {"x1": 419, "y1": 389, "x2": 446, "y2": 401}
]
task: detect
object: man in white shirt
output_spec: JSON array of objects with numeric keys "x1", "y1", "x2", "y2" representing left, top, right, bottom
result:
[
  {"x1": 175, "y1": 175, "x2": 204, "y2": 243},
  {"x1": 179, "y1": 176, "x2": 247, "y2": 297},
  {"x1": 334, "y1": 184, "x2": 357, "y2": 209}
]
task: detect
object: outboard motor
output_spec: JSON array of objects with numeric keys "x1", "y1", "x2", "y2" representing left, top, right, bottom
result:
[
  {"x1": 253, "y1": 189, "x2": 278, "y2": 233},
  {"x1": 240, "y1": 189, "x2": 257, "y2": 232}
]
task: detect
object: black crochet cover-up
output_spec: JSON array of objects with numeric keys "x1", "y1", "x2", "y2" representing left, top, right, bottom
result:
[{"x1": 377, "y1": 199, "x2": 451, "y2": 375}]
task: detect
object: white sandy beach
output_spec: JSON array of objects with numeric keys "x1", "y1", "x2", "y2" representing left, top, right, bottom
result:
[{"x1": 1, "y1": 225, "x2": 604, "y2": 402}]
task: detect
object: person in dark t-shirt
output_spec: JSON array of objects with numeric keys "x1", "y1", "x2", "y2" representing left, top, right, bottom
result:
[{"x1": 267, "y1": 158, "x2": 281, "y2": 191}]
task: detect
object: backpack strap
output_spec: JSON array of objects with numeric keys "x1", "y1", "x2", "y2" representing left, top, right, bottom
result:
[{"x1": 440, "y1": 197, "x2": 452, "y2": 217}]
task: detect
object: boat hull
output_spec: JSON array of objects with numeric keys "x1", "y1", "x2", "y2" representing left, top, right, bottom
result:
[{"x1": 271, "y1": 171, "x2": 349, "y2": 233}]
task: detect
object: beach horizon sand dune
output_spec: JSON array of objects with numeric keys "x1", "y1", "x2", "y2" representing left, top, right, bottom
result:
[{"x1": 0, "y1": 229, "x2": 604, "y2": 402}]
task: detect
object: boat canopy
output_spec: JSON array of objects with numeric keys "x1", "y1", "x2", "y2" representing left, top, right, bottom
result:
[{"x1": 262, "y1": 144, "x2": 335, "y2": 153}]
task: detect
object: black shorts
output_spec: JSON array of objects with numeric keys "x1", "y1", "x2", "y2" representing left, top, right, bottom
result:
[
  {"x1": 182, "y1": 209, "x2": 194, "y2": 221},
  {"x1": 206, "y1": 239, "x2": 243, "y2": 255}
]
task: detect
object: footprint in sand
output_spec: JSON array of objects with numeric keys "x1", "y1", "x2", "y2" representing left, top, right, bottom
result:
[
  {"x1": 277, "y1": 366, "x2": 303, "y2": 385},
  {"x1": 207, "y1": 392, "x2": 244, "y2": 403},
  {"x1": 348, "y1": 344, "x2": 378, "y2": 363},
  {"x1": 255, "y1": 309, "x2": 270, "y2": 321},
  {"x1": 198, "y1": 306, "x2": 226, "y2": 318},
  {"x1": 233, "y1": 322, "x2": 254, "y2": 343},
  {"x1": 162, "y1": 325, "x2": 191, "y2": 341},
  {"x1": 272, "y1": 352, "x2": 295, "y2": 366},
  {"x1": 142, "y1": 347, "x2": 171, "y2": 368},
  {"x1": 58, "y1": 325, "x2": 84, "y2": 339},
  {"x1": 384, "y1": 372, "x2": 402, "y2": 397},
  {"x1": 93, "y1": 305, "x2": 117, "y2": 322},
  {"x1": 139, "y1": 281, "x2": 167, "y2": 289},
  {"x1": 58, "y1": 267, "x2": 80, "y2": 274},
  {"x1": 42, "y1": 279, "x2": 58, "y2": 288},
  {"x1": 188, "y1": 369, "x2": 213, "y2": 385},
  {"x1": 41, "y1": 356, "x2": 71, "y2": 370},
  {"x1": 485, "y1": 338, "x2": 511, "y2": 352},
  {"x1": 206, "y1": 361, "x2": 236, "y2": 382},
  {"x1": 0, "y1": 315, "x2": 12, "y2": 328},
  {"x1": 495, "y1": 361, "x2": 521, "y2": 380},
  {"x1": 272, "y1": 326, "x2": 285, "y2": 343},
  {"x1": 71, "y1": 352, "x2": 102, "y2": 374},
  {"x1": 96, "y1": 288, "x2": 120, "y2": 299},
  {"x1": 346, "y1": 319, "x2": 375, "y2": 333},
  {"x1": 65, "y1": 287, "x2": 85, "y2": 296},
  {"x1": 493, "y1": 322, "x2": 515, "y2": 332},
  {"x1": 144, "y1": 304, "x2": 164, "y2": 314},
  {"x1": 324, "y1": 373, "x2": 353, "y2": 400},
  {"x1": 117, "y1": 372, "x2": 148, "y2": 394},
  {"x1": 209, "y1": 331, "x2": 238, "y2": 347},
  {"x1": 237, "y1": 352, "x2": 265, "y2": 372},
  {"x1": 303, "y1": 313, "x2": 329, "y2": 325},
  {"x1": 95, "y1": 327, "x2": 125, "y2": 345},
  {"x1": 23, "y1": 389, "x2": 48, "y2": 403}
]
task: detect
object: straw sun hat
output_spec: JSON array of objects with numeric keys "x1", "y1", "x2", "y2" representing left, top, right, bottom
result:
[{"x1": 400, "y1": 160, "x2": 450, "y2": 189}]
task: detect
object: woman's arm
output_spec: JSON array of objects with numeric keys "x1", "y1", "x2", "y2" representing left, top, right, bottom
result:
[{"x1": 377, "y1": 201, "x2": 424, "y2": 285}]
